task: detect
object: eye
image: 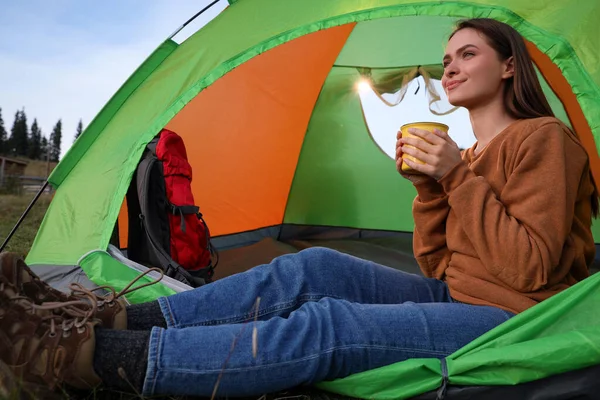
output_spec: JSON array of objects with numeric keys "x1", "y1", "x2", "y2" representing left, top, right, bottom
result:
[
  {"x1": 463, "y1": 51, "x2": 475, "y2": 58},
  {"x1": 442, "y1": 60, "x2": 450, "y2": 68}
]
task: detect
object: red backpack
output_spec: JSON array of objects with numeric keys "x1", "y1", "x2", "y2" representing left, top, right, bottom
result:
[{"x1": 126, "y1": 129, "x2": 216, "y2": 287}]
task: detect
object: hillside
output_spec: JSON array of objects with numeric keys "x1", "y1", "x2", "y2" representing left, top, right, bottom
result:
[{"x1": 20, "y1": 158, "x2": 58, "y2": 177}]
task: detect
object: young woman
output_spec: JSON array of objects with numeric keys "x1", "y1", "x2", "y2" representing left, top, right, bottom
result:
[{"x1": 1, "y1": 18, "x2": 596, "y2": 398}]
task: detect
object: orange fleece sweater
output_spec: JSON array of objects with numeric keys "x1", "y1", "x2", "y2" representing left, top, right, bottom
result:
[{"x1": 412, "y1": 117, "x2": 595, "y2": 314}]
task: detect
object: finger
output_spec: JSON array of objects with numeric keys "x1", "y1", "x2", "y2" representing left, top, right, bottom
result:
[
  {"x1": 401, "y1": 145, "x2": 434, "y2": 165},
  {"x1": 403, "y1": 157, "x2": 437, "y2": 178},
  {"x1": 396, "y1": 140, "x2": 404, "y2": 158},
  {"x1": 396, "y1": 131, "x2": 402, "y2": 140},
  {"x1": 400, "y1": 137, "x2": 435, "y2": 154},
  {"x1": 433, "y1": 129, "x2": 457, "y2": 146},
  {"x1": 432, "y1": 128, "x2": 448, "y2": 139},
  {"x1": 396, "y1": 157, "x2": 409, "y2": 174},
  {"x1": 402, "y1": 157, "x2": 428, "y2": 175},
  {"x1": 408, "y1": 128, "x2": 444, "y2": 145}
]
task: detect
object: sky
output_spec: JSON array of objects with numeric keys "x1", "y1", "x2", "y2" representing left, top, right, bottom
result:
[
  {"x1": 0, "y1": 1, "x2": 474, "y2": 162},
  {"x1": 0, "y1": 0, "x2": 227, "y2": 159}
]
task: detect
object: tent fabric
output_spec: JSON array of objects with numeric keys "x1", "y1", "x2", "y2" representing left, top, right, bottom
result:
[
  {"x1": 525, "y1": 40, "x2": 600, "y2": 178},
  {"x1": 30, "y1": 264, "x2": 107, "y2": 296},
  {"x1": 116, "y1": 24, "x2": 355, "y2": 247},
  {"x1": 284, "y1": 66, "x2": 416, "y2": 231},
  {"x1": 411, "y1": 363, "x2": 600, "y2": 400},
  {"x1": 28, "y1": 1, "x2": 600, "y2": 267},
  {"x1": 79, "y1": 251, "x2": 176, "y2": 303},
  {"x1": 334, "y1": 17, "x2": 458, "y2": 69},
  {"x1": 165, "y1": 24, "x2": 355, "y2": 237},
  {"x1": 19, "y1": 1, "x2": 600, "y2": 398},
  {"x1": 50, "y1": 40, "x2": 178, "y2": 187}
]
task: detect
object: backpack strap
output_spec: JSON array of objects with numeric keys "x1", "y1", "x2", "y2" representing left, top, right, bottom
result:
[
  {"x1": 196, "y1": 212, "x2": 218, "y2": 278},
  {"x1": 169, "y1": 204, "x2": 200, "y2": 233},
  {"x1": 135, "y1": 142, "x2": 206, "y2": 287}
]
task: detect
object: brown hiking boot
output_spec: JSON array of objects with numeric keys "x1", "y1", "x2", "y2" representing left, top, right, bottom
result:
[
  {"x1": 0, "y1": 252, "x2": 164, "y2": 330},
  {"x1": 0, "y1": 252, "x2": 72, "y2": 304},
  {"x1": 1, "y1": 252, "x2": 128, "y2": 329},
  {"x1": 0, "y1": 277, "x2": 101, "y2": 390}
]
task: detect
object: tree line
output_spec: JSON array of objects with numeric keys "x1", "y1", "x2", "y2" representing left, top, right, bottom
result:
[{"x1": 0, "y1": 107, "x2": 83, "y2": 162}]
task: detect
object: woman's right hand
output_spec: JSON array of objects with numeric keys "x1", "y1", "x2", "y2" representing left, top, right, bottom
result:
[{"x1": 395, "y1": 131, "x2": 430, "y2": 184}]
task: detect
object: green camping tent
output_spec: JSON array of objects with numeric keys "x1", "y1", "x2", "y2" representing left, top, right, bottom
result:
[{"x1": 7, "y1": 0, "x2": 600, "y2": 398}]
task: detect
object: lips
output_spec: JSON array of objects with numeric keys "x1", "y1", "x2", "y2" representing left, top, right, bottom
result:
[{"x1": 446, "y1": 80, "x2": 464, "y2": 91}]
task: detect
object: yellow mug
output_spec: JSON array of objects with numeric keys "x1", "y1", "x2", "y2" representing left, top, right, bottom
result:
[{"x1": 400, "y1": 122, "x2": 449, "y2": 174}]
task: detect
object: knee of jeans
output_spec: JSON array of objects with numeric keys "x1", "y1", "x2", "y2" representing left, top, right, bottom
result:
[
  {"x1": 290, "y1": 247, "x2": 338, "y2": 273},
  {"x1": 298, "y1": 247, "x2": 339, "y2": 264}
]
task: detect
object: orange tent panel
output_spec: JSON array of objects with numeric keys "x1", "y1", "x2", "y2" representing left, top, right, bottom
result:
[
  {"x1": 118, "y1": 24, "x2": 356, "y2": 246},
  {"x1": 117, "y1": 199, "x2": 128, "y2": 247},
  {"x1": 166, "y1": 24, "x2": 355, "y2": 236},
  {"x1": 526, "y1": 40, "x2": 600, "y2": 182}
]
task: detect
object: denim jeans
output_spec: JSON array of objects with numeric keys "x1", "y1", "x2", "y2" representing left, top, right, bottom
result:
[{"x1": 142, "y1": 247, "x2": 514, "y2": 397}]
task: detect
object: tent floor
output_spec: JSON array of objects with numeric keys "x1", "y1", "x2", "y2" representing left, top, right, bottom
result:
[
  {"x1": 212, "y1": 235, "x2": 600, "y2": 281},
  {"x1": 212, "y1": 235, "x2": 422, "y2": 281}
]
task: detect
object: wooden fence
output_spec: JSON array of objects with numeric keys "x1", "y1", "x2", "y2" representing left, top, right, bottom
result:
[{"x1": 0, "y1": 175, "x2": 50, "y2": 195}]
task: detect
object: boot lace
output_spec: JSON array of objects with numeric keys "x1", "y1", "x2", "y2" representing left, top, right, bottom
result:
[
  {"x1": 69, "y1": 267, "x2": 164, "y2": 310},
  {"x1": 2, "y1": 279, "x2": 98, "y2": 338}
]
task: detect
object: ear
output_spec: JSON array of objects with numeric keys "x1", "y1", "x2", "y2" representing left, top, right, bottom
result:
[{"x1": 502, "y1": 56, "x2": 515, "y2": 79}]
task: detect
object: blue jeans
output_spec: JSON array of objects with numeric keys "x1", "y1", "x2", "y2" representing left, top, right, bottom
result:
[{"x1": 142, "y1": 248, "x2": 514, "y2": 397}]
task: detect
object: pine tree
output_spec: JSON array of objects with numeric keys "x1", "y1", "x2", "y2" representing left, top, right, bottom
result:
[
  {"x1": 49, "y1": 119, "x2": 62, "y2": 162},
  {"x1": 8, "y1": 111, "x2": 19, "y2": 155},
  {"x1": 74, "y1": 119, "x2": 83, "y2": 142},
  {"x1": 28, "y1": 119, "x2": 43, "y2": 160},
  {"x1": 41, "y1": 136, "x2": 48, "y2": 161},
  {"x1": 17, "y1": 110, "x2": 29, "y2": 156},
  {"x1": 0, "y1": 108, "x2": 7, "y2": 155},
  {"x1": 9, "y1": 109, "x2": 29, "y2": 157}
]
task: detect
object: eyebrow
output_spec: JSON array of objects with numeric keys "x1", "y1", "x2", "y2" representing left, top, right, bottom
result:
[{"x1": 443, "y1": 44, "x2": 479, "y2": 62}]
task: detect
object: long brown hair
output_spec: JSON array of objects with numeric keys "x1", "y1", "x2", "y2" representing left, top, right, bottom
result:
[
  {"x1": 450, "y1": 18, "x2": 554, "y2": 120},
  {"x1": 450, "y1": 18, "x2": 599, "y2": 217}
]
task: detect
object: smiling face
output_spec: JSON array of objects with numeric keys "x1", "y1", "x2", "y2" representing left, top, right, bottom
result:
[{"x1": 441, "y1": 28, "x2": 514, "y2": 110}]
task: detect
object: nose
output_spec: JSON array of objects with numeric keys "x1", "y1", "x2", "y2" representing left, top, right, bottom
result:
[{"x1": 444, "y1": 60, "x2": 458, "y2": 78}]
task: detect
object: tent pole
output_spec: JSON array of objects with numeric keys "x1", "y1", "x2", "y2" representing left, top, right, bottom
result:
[
  {"x1": 167, "y1": 0, "x2": 221, "y2": 41},
  {"x1": 0, "y1": 181, "x2": 49, "y2": 253}
]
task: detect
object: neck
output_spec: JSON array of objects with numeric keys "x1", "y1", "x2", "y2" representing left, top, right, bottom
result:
[{"x1": 469, "y1": 96, "x2": 519, "y2": 154}]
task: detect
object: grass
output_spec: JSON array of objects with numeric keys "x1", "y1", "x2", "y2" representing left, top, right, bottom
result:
[
  {"x1": 1, "y1": 155, "x2": 56, "y2": 255},
  {"x1": 0, "y1": 192, "x2": 52, "y2": 256}
]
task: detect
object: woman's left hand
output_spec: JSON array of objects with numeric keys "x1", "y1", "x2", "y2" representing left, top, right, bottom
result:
[{"x1": 400, "y1": 128, "x2": 463, "y2": 180}]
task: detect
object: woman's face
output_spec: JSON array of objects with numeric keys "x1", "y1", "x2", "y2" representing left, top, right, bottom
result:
[{"x1": 441, "y1": 28, "x2": 513, "y2": 110}]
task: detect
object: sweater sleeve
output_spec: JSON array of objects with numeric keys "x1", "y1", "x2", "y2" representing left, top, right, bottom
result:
[
  {"x1": 438, "y1": 123, "x2": 581, "y2": 292},
  {"x1": 412, "y1": 179, "x2": 452, "y2": 279}
]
